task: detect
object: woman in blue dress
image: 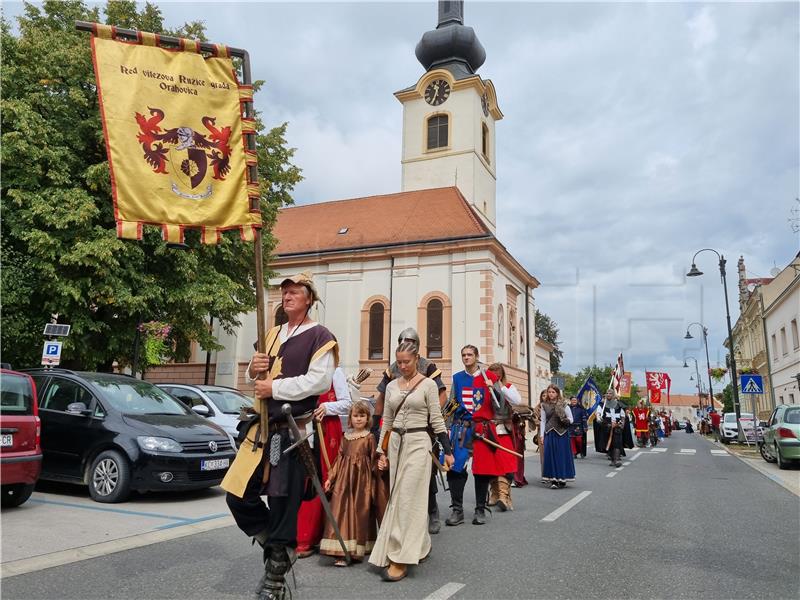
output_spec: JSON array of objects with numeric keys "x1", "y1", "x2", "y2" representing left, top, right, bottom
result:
[{"x1": 539, "y1": 385, "x2": 576, "y2": 489}]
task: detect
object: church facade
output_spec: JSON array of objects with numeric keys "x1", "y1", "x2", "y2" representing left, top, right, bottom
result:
[{"x1": 148, "y1": 2, "x2": 546, "y2": 403}]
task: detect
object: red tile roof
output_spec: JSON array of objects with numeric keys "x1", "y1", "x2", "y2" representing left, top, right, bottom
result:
[
  {"x1": 655, "y1": 394, "x2": 723, "y2": 409},
  {"x1": 273, "y1": 187, "x2": 491, "y2": 256}
]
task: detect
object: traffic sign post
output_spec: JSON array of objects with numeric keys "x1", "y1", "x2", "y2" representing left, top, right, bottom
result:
[
  {"x1": 41, "y1": 341, "x2": 62, "y2": 366},
  {"x1": 740, "y1": 375, "x2": 763, "y2": 394}
]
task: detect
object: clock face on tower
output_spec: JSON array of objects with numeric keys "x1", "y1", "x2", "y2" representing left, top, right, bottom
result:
[
  {"x1": 424, "y1": 79, "x2": 451, "y2": 106},
  {"x1": 481, "y1": 92, "x2": 490, "y2": 117}
]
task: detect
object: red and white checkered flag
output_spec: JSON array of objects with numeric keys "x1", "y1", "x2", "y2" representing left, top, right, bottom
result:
[{"x1": 609, "y1": 353, "x2": 625, "y2": 395}]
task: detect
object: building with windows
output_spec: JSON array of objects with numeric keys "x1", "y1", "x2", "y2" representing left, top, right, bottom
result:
[
  {"x1": 147, "y1": 2, "x2": 541, "y2": 402},
  {"x1": 730, "y1": 253, "x2": 800, "y2": 414}
]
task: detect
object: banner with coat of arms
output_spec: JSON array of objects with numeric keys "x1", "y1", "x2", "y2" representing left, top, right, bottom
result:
[
  {"x1": 90, "y1": 26, "x2": 260, "y2": 244},
  {"x1": 646, "y1": 371, "x2": 671, "y2": 404}
]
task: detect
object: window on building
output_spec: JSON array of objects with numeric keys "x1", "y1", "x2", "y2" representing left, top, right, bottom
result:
[
  {"x1": 274, "y1": 305, "x2": 288, "y2": 327},
  {"x1": 368, "y1": 303, "x2": 384, "y2": 360},
  {"x1": 426, "y1": 299, "x2": 443, "y2": 358},
  {"x1": 481, "y1": 122, "x2": 489, "y2": 160},
  {"x1": 497, "y1": 305, "x2": 505, "y2": 347},
  {"x1": 772, "y1": 334, "x2": 778, "y2": 361},
  {"x1": 426, "y1": 115, "x2": 448, "y2": 150},
  {"x1": 791, "y1": 319, "x2": 799, "y2": 350},
  {"x1": 520, "y1": 318, "x2": 525, "y2": 355},
  {"x1": 780, "y1": 327, "x2": 788, "y2": 356},
  {"x1": 790, "y1": 393, "x2": 796, "y2": 405}
]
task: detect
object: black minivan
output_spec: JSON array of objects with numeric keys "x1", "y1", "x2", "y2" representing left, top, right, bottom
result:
[{"x1": 27, "y1": 370, "x2": 236, "y2": 503}]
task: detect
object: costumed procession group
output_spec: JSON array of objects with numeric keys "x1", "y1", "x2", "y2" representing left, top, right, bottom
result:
[{"x1": 220, "y1": 273, "x2": 633, "y2": 600}]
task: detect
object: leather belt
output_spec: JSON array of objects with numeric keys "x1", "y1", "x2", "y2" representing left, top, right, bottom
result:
[
  {"x1": 393, "y1": 426, "x2": 428, "y2": 436},
  {"x1": 251, "y1": 417, "x2": 311, "y2": 447}
]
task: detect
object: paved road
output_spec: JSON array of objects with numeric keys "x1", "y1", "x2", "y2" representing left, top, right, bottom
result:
[{"x1": 3, "y1": 433, "x2": 798, "y2": 600}]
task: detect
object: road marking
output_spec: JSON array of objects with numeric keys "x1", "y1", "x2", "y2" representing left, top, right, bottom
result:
[
  {"x1": 629, "y1": 452, "x2": 643, "y2": 461},
  {"x1": 606, "y1": 472, "x2": 618, "y2": 478},
  {"x1": 710, "y1": 450, "x2": 729, "y2": 455},
  {"x1": 650, "y1": 448, "x2": 667, "y2": 453},
  {"x1": 540, "y1": 490, "x2": 592, "y2": 522},
  {"x1": 28, "y1": 498, "x2": 197, "y2": 522},
  {"x1": 425, "y1": 583, "x2": 466, "y2": 600},
  {"x1": 623, "y1": 461, "x2": 631, "y2": 466},
  {"x1": 678, "y1": 449, "x2": 697, "y2": 454}
]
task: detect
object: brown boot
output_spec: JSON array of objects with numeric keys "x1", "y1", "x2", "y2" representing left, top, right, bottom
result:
[
  {"x1": 496, "y1": 476, "x2": 513, "y2": 512},
  {"x1": 487, "y1": 478, "x2": 500, "y2": 507}
]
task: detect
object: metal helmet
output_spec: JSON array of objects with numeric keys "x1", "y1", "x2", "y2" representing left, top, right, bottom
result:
[{"x1": 397, "y1": 327, "x2": 420, "y2": 347}]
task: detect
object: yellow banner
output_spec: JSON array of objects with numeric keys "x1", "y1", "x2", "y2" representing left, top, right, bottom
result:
[{"x1": 91, "y1": 33, "x2": 260, "y2": 243}]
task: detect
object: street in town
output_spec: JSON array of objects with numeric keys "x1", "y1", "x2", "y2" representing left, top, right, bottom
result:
[{"x1": 2, "y1": 433, "x2": 798, "y2": 600}]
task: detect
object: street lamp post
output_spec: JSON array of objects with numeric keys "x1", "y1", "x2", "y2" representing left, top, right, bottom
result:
[
  {"x1": 687, "y1": 249, "x2": 743, "y2": 440},
  {"x1": 685, "y1": 322, "x2": 715, "y2": 411},
  {"x1": 684, "y1": 357, "x2": 703, "y2": 413}
]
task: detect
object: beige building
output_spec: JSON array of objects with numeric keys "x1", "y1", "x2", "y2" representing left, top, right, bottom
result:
[
  {"x1": 762, "y1": 253, "x2": 800, "y2": 407},
  {"x1": 730, "y1": 253, "x2": 800, "y2": 416},
  {"x1": 148, "y1": 3, "x2": 542, "y2": 403}
]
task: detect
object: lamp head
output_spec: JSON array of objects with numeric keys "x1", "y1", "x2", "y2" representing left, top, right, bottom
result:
[
  {"x1": 686, "y1": 263, "x2": 703, "y2": 277},
  {"x1": 683, "y1": 360, "x2": 688, "y2": 368},
  {"x1": 684, "y1": 331, "x2": 693, "y2": 340},
  {"x1": 690, "y1": 375, "x2": 695, "y2": 381}
]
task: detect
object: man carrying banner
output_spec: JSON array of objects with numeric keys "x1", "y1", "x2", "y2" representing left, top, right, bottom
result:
[
  {"x1": 632, "y1": 400, "x2": 650, "y2": 447},
  {"x1": 595, "y1": 390, "x2": 634, "y2": 467},
  {"x1": 372, "y1": 328, "x2": 447, "y2": 534},
  {"x1": 221, "y1": 273, "x2": 337, "y2": 600}
]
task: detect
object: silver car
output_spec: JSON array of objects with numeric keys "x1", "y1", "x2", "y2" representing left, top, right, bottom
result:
[{"x1": 156, "y1": 384, "x2": 253, "y2": 439}]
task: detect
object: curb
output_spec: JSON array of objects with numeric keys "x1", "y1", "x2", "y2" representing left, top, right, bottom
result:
[
  {"x1": 702, "y1": 436, "x2": 800, "y2": 498},
  {"x1": 0, "y1": 515, "x2": 236, "y2": 579}
]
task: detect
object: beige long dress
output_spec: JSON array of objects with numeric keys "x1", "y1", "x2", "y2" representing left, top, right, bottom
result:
[{"x1": 368, "y1": 377, "x2": 447, "y2": 568}]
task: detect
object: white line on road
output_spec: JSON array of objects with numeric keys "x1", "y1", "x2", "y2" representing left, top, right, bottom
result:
[
  {"x1": 623, "y1": 462, "x2": 631, "y2": 466},
  {"x1": 540, "y1": 490, "x2": 592, "y2": 522},
  {"x1": 710, "y1": 450, "x2": 729, "y2": 455},
  {"x1": 629, "y1": 452, "x2": 643, "y2": 461},
  {"x1": 425, "y1": 583, "x2": 466, "y2": 600},
  {"x1": 606, "y1": 472, "x2": 618, "y2": 478},
  {"x1": 678, "y1": 449, "x2": 697, "y2": 454},
  {"x1": 650, "y1": 448, "x2": 668, "y2": 453}
]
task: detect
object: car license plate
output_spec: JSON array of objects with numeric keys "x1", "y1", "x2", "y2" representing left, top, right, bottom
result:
[
  {"x1": 201, "y1": 458, "x2": 229, "y2": 471},
  {"x1": 1, "y1": 434, "x2": 12, "y2": 447}
]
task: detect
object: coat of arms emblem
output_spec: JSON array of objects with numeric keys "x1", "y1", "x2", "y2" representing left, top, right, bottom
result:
[{"x1": 134, "y1": 107, "x2": 233, "y2": 200}]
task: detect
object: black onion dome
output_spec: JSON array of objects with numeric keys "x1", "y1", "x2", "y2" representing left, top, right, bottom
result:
[{"x1": 415, "y1": 1, "x2": 486, "y2": 78}]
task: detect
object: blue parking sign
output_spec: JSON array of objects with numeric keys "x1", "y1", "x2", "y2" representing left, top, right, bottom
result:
[
  {"x1": 41, "y1": 341, "x2": 62, "y2": 366},
  {"x1": 740, "y1": 375, "x2": 763, "y2": 394}
]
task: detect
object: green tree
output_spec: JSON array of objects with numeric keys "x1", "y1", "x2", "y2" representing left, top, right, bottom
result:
[
  {"x1": 534, "y1": 309, "x2": 563, "y2": 372},
  {"x1": 719, "y1": 383, "x2": 734, "y2": 413},
  {"x1": 1, "y1": 1, "x2": 302, "y2": 372},
  {"x1": 561, "y1": 366, "x2": 642, "y2": 405}
]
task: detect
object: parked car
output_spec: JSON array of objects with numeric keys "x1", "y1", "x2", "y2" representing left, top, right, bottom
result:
[
  {"x1": 720, "y1": 412, "x2": 755, "y2": 444},
  {"x1": 0, "y1": 369, "x2": 42, "y2": 507},
  {"x1": 155, "y1": 384, "x2": 252, "y2": 439},
  {"x1": 759, "y1": 405, "x2": 800, "y2": 469},
  {"x1": 26, "y1": 370, "x2": 236, "y2": 503}
]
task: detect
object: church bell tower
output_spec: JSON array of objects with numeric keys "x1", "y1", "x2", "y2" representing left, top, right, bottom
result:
[{"x1": 395, "y1": 0, "x2": 502, "y2": 233}]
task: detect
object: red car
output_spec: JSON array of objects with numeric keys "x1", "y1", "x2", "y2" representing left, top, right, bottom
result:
[{"x1": 1, "y1": 369, "x2": 42, "y2": 507}]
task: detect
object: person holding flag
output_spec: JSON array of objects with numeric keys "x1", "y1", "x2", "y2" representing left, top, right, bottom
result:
[
  {"x1": 632, "y1": 400, "x2": 651, "y2": 447},
  {"x1": 568, "y1": 396, "x2": 588, "y2": 458}
]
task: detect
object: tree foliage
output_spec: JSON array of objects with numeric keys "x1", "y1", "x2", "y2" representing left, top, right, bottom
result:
[
  {"x1": 1, "y1": 1, "x2": 302, "y2": 372},
  {"x1": 534, "y1": 309, "x2": 563, "y2": 372}
]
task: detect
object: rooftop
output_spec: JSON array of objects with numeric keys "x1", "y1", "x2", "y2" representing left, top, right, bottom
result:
[{"x1": 273, "y1": 187, "x2": 491, "y2": 256}]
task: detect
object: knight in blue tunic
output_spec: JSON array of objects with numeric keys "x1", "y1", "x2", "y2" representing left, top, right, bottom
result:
[{"x1": 443, "y1": 345, "x2": 482, "y2": 526}]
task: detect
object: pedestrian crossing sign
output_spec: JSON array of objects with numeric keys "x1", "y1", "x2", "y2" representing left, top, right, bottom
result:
[{"x1": 740, "y1": 375, "x2": 763, "y2": 394}]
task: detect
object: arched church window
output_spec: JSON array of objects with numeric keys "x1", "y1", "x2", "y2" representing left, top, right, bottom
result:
[
  {"x1": 482, "y1": 122, "x2": 489, "y2": 160},
  {"x1": 368, "y1": 303, "x2": 384, "y2": 360},
  {"x1": 426, "y1": 299, "x2": 443, "y2": 358},
  {"x1": 426, "y1": 114, "x2": 449, "y2": 150},
  {"x1": 274, "y1": 305, "x2": 288, "y2": 327},
  {"x1": 497, "y1": 305, "x2": 505, "y2": 347}
]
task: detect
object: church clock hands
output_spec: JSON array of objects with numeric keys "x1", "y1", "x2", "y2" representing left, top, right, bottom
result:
[{"x1": 424, "y1": 79, "x2": 451, "y2": 106}]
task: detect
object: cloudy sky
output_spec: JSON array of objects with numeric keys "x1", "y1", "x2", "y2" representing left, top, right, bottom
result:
[{"x1": 8, "y1": 1, "x2": 799, "y2": 392}]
